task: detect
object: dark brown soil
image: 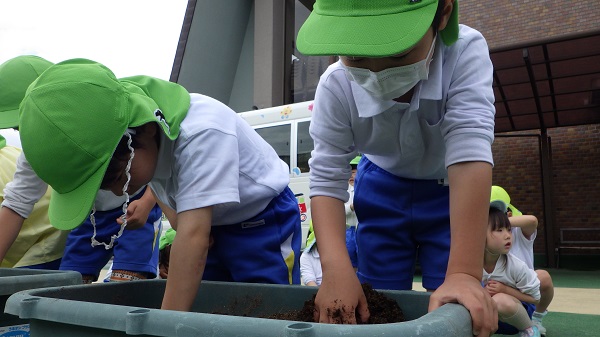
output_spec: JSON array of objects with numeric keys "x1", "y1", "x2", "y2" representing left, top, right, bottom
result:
[{"x1": 264, "y1": 283, "x2": 405, "y2": 324}]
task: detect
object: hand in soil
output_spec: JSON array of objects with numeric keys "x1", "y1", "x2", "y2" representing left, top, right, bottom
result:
[
  {"x1": 267, "y1": 284, "x2": 404, "y2": 324},
  {"x1": 314, "y1": 270, "x2": 369, "y2": 323}
]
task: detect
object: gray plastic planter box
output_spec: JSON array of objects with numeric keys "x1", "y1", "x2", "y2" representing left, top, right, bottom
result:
[
  {"x1": 0, "y1": 268, "x2": 81, "y2": 336},
  {"x1": 5, "y1": 280, "x2": 472, "y2": 337}
]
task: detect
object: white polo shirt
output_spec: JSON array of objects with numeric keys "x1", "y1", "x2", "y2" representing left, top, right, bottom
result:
[
  {"x1": 150, "y1": 93, "x2": 290, "y2": 226},
  {"x1": 308, "y1": 25, "x2": 496, "y2": 202}
]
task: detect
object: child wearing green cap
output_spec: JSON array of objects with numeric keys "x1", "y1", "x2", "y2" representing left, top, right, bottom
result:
[
  {"x1": 0, "y1": 55, "x2": 162, "y2": 283},
  {"x1": 484, "y1": 200, "x2": 541, "y2": 337},
  {"x1": 491, "y1": 186, "x2": 553, "y2": 336},
  {"x1": 297, "y1": 0, "x2": 496, "y2": 334},
  {"x1": 18, "y1": 58, "x2": 302, "y2": 312},
  {"x1": 158, "y1": 228, "x2": 176, "y2": 279},
  {"x1": 0, "y1": 55, "x2": 67, "y2": 269}
]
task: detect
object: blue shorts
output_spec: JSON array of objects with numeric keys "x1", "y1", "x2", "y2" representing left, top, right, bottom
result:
[
  {"x1": 346, "y1": 226, "x2": 358, "y2": 268},
  {"x1": 60, "y1": 188, "x2": 162, "y2": 280},
  {"x1": 354, "y1": 157, "x2": 450, "y2": 291},
  {"x1": 203, "y1": 187, "x2": 301, "y2": 284},
  {"x1": 497, "y1": 302, "x2": 536, "y2": 335}
]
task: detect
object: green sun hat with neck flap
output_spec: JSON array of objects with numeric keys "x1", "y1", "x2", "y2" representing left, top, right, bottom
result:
[
  {"x1": 297, "y1": 0, "x2": 459, "y2": 57},
  {"x1": 0, "y1": 55, "x2": 53, "y2": 129},
  {"x1": 19, "y1": 58, "x2": 190, "y2": 230}
]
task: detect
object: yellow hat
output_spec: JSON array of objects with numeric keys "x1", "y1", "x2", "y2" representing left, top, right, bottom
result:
[{"x1": 491, "y1": 185, "x2": 522, "y2": 216}]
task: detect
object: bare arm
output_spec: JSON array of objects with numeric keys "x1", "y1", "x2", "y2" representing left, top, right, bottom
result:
[
  {"x1": 161, "y1": 207, "x2": 212, "y2": 311},
  {"x1": 429, "y1": 161, "x2": 497, "y2": 336},
  {"x1": 509, "y1": 215, "x2": 538, "y2": 240},
  {"x1": 0, "y1": 206, "x2": 26, "y2": 262},
  {"x1": 311, "y1": 195, "x2": 369, "y2": 323},
  {"x1": 117, "y1": 187, "x2": 158, "y2": 229}
]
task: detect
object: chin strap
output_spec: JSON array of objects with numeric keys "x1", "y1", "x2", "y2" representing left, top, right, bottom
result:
[{"x1": 90, "y1": 131, "x2": 135, "y2": 249}]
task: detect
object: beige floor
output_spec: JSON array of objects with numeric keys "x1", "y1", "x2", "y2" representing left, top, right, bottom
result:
[{"x1": 411, "y1": 282, "x2": 600, "y2": 316}]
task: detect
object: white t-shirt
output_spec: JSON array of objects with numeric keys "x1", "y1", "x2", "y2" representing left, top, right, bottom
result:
[
  {"x1": 510, "y1": 227, "x2": 536, "y2": 269},
  {"x1": 150, "y1": 93, "x2": 290, "y2": 226},
  {"x1": 308, "y1": 25, "x2": 495, "y2": 202},
  {"x1": 300, "y1": 246, "x2": 322, "y2": 286},
  {"x1": 483, "y1": 253, "x2": 541, "y2": 301}
]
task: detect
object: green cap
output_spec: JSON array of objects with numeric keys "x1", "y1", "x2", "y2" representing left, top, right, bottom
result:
[
  {"x1": 159, "y1": 228, "x2": 176, "y2": 250},
  {"x1": 297, "y1": 0, "x2": 459, "y2": 57},
  {"x1": 19, "y1": 58, "x2": 191, "y2": 230},
  {"x1": 490, "y1": 185, "x2": 522, "y2": 217},
  {"x1": 305, "y1": 220, "x2": 316, "y2": 251},
  {"x1": 350, "y1": 155, "x2": 361, "y2": 166},
  {"x1": 0, "y1": 55, "x2": 53, "y2": 129}
]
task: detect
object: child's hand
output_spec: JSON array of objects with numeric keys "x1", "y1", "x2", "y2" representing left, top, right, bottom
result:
[
  {"x1": 314, "y1": 266, "x2": 369, "y2": 324},
  {"x1": 116, "y1": 199, "x2": 152, "y2": 229},
  {"x1": 429, "y1": 273, "x2": 498, "y2": 336},
  {"x1": 484, "y1": 280, "x2": 507, "y2": 296}
]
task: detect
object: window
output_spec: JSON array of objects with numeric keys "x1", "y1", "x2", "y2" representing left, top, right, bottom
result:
[
  {"x1": 255, "y1": 124, "x2": 291, "y2": 168},
  {"x1": 297, "y1": 121, "x2": 313, "y2": 174}
]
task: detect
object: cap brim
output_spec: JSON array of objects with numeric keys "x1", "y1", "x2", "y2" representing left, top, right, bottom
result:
[
  {"x1": 48, "y1": 160, "x2": 107, "y2": 230},
  {"x1": 297, "y1": 2, "x2": 438, "y2": 57},
  {"x1": 0, "y1": 109, "x2": 19, "y2": 129}
]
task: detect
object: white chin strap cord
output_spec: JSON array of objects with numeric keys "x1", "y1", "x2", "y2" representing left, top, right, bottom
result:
[{"x1": 90, "y1": 131, "x2": 135, "y2": 249}]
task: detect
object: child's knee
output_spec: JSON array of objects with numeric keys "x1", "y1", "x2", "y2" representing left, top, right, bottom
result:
[{"x1": 492, "y1": 293, "x2": 520, "y2": 316}]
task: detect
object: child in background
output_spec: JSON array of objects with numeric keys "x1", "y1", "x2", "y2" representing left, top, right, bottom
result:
[
  {"x1": 0, "y1": 55, "x2": 163, "y2": 283},
  {"x1": 300, "y1": 223, "x2": 322, "y2": 286},
  {"x1": 18, "y1": 58, "x2": 301, "y2": 312},
  {"x1": 158, "y1": 228, "x2": 176, "y2": 279},
  {"x1": 491, "y1": 185, "x2": 554, "y2": 336},
  {"x1": 485, "y1": 200, "x2": 541, "y2": 337},
  {"x1": 345, "y1": 156, "x2": 360, "y2": 271},
  {"x1": 0, "y1": 55, "x2": 67, "y2": 269},
  {"x1": 297, "y1": 0, "x2": 496, "y2": 333}
]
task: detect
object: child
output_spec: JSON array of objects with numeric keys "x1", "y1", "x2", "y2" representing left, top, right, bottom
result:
[
  {"x1": 345, "y1": 156, "x2": 360, "y2": 270},
  {"x1": 158, "y1": 228, "x2": 176, "y2": 279},
  {"x1": 484, "y1": 200, "x2": 541, "y2": 337},
  {"x1": 18, "y1": 58, "x2": 302, "y2": 312},
  {"x1": 491, "y1": 185, "x2": 554, "y2": 336},
  {"x1": 296, "y1": 0, "x2": 496, "y2": 333},
  {"x1": 300, "y1": 225, "x2": 322, "y2": 286},
  {"x1": 0, "y1": 55, "x2": 162, "y2": 283},
  {"x1": 0, "y1": 55, "x2": 67, "y2": 269}
]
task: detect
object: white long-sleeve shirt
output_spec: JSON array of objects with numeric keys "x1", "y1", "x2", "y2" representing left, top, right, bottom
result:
[
  {"x1": 483, "y1": 253, "x2": 541, "y2": 301},
  {"x1": 309, "y1": 25, "x2": 495, "y2": 202}
]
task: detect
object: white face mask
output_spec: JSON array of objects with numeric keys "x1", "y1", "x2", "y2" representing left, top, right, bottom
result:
[{"x1": 343, "y1": 35, "x2": 437, "y2": 101}]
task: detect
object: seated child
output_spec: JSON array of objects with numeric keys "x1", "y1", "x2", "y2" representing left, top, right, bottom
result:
[
  {"x1": 300, "y1": 226, "x2": 321, "y2": 286},
  {"x1": 484, "y1": 200, "x2": 541, "y2": 337}
]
